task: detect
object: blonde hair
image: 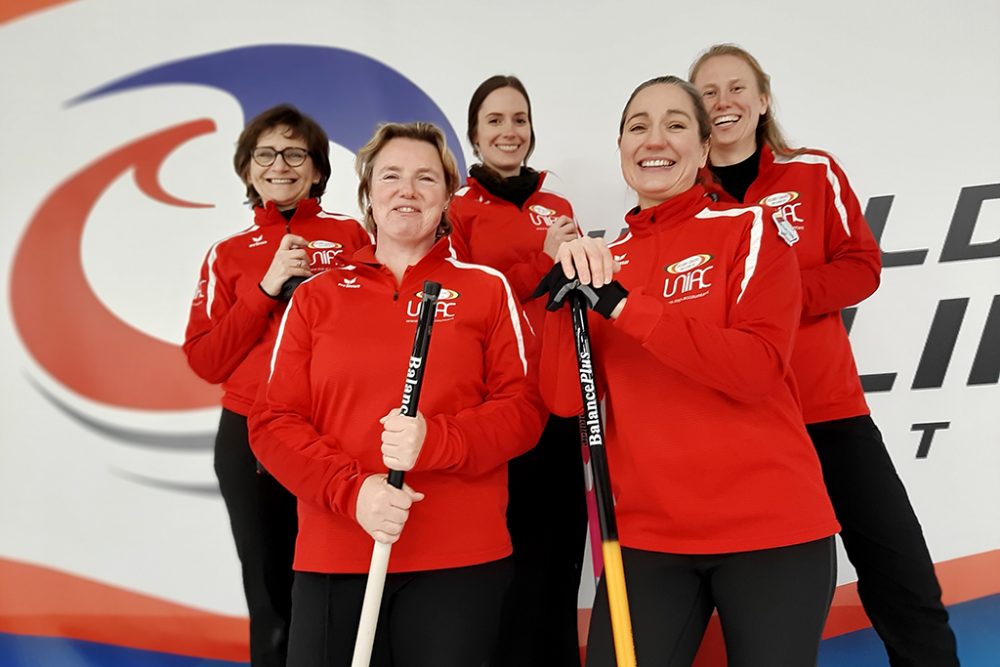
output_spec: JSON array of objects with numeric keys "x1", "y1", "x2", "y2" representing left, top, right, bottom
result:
[
  {"x1": 355, "y1": 122, "x2": 461, "y2": 236},
  {"x1": 689, "y1": 44, "x2": 801, "y2": 157}
]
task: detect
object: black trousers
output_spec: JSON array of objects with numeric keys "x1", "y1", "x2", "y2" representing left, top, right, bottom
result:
[
  {"x1": 494, "y1": 415, "x2": 588, "y2": 667},
  {"x1": 286, "y1": 558, "x2": 513, "y2": 667},
  {"x1": 586, "y1": 538, "x2": 837, "y2": 667},
  {"x1": 808, "y1": 415, "x2": 960, "y2": 666},
  {"x1": 215, "y1": 408, "x2": 298, "y2": 667}
]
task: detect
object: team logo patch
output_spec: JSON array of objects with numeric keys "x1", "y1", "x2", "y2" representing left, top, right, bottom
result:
[
  {"x1": 408, "y1": 288, "x2": 460, "y2": 321},
  {"x1": 529, "y1": 204, "x2": 563, "y2": 228},
  {"x1": 308, "y1": 239, "x2": 342, "y2": 249},
  {"x1": 665, "y1": 254, "x2": 713, "y2": 274},
  {"x1": 308, "y1": 240, "x2": 345, "y2": 267},
  {"x1": 759, "y1": 191, "x2": 799, "y2": 207},
  {"x1": 529, "y1": 204, "x2": 557, "y2": 216},
  {"x1": 663, "y1": 254, "x2": 715, "y2": 303}
]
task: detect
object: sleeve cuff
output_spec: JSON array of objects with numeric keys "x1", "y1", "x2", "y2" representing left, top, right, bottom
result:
[
  {"x1": 412, "y1": 415, "x2": 451, "y2": 472},
  {"x1": 612, "y1": 288, "x2": 663, "y2": 343},
  {"x1": 245, "y1": 283, "x2": 281, "y2": 314}
]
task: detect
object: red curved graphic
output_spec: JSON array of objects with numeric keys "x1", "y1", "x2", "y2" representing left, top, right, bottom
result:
[
  {"x1": 2, "y1": 551, "x2": 998, "y2": 663},
  {"x1": 10, "y1": 119, "x2": 221, "y2": 410},
  {"x1": 0, "y1": 557, "x2": 247, "y2": 661},
  {"x1": 0, "y1": 0, "x2": 76, "y2": 25}
]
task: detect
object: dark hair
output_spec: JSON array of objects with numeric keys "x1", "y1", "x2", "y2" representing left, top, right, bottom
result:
[
  {"x1": 688, "y1": 44, "x2": 798, "y2": 156},
  {"x1": 233, "y1": 104, "x2": 332, "y2": 207},
  {"x1": 355, "y1": 122, "x2": 461, "y2": 237},
  {"x1": 467, "y1": 75, "x2": 536, "y2": 164},
  {"x1": 618, "y1": 75, "x2": 712, "y2": 144}
]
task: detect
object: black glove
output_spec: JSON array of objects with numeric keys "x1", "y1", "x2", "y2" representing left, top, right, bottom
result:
[
  {"x1": 532, "y1": 264, "x2": 628, "y2": 319},
  {"x1": 532, "y1": 264, "x2": 577, "y2": 312}
]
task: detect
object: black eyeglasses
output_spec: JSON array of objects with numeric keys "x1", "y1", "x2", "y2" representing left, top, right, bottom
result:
[{"x1": 251, "y1": 146, "x2": 310, "y2": 167}]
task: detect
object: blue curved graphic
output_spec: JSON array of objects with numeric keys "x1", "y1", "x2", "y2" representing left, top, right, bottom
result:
[{"x1": 70, "y1": 44, "x2": 466, "y2": 173}]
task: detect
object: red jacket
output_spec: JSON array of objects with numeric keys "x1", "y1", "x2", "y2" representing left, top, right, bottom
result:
[
  {"x1": 448, "y1": 172, "x2": 577, "y2": 329},
  {"x1": 540, "y1": 185, "x2": 838, "y2": 555},
  {"x1": 183, "y1": 199, "x2": 371, "y2": 415},
  {"x1": 248, "y1": 238, "x2": 546, "y2": 573},
  {"x1": 704, "y1": 145, "x2": 881, "y2": 423}
]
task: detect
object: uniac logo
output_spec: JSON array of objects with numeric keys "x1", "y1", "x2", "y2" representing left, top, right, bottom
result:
[
  {"x1": 8, "y1": 44, "x2": 465, "y2": 496},
  {"x1": 663, "y1": 254, "x2": 714, "y2": 302},
  {"x1": 407, "y1": 288, "x2": 461, "y2": 321},
  {"x1": 308, "y1": 239, "x2": 344, "y2": 267},
  {"x1": 529, "y1": 203, "x2": 560, "y2": 228},
  {"x1": 759, "y1": 191, "x2": 799, "y2": 208},
  {"x1": 760, "y1": 190, "x2": 805, "y2": 230}
]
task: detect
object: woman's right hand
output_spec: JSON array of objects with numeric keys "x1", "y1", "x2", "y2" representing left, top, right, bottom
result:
[
  {"x1": 259, "y1": 234, "x2": 313, "y2": 297},
  {"x1": 355, "y1": 474, "x2": 425, "y2": 544},
  {"x1": 556, "y1": 236, "x2": 619, "y2": 287},
  {"x1": 542, "y1": 215, "x2": 579, "y2": 260}
]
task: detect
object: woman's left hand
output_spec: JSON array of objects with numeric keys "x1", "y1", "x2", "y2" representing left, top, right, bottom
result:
[
  {"x1": 543, "y1": 215, "x2": 579, "y2": 260},
  {"x1": 379, "y1": 409, "x2": 427, "y2": 471},
  {"x1": 556, "y1": 236, "x2": 619, "y2": 287}
]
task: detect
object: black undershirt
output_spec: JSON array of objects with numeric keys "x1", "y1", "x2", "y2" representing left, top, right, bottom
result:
[
  {"x1": 709, "y1": 145, "x2": 762, "y2": 203},
  {"x1": 469, "y1": 164, "x2": 541, "y2": 209}
]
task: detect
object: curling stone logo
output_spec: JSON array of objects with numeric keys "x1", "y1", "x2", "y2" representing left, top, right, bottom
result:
[
  {"x1": 529, "y1": 203, "x2": 560, "y2": 228},
  {"x1": 663, "y1": 254, "x2": 715, "y2": 302},
  {"x1": 406, "y1": 288, "x2": 462, "y2": 321},
  {"x1": 308, "y1": 240, "x2": 344, "y2": 269}
]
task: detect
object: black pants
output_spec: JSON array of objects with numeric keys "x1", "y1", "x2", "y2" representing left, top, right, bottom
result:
[
  {"x1": 586, "y1": 538, "x2": 837, "y2": 667},
  {"x1": 494, "y1": 415, "x2": 588, "y2": 667},
  {"x1": 808, "y1": 415, "x2": 960, "y2": 666},
  {"x1": 286, "y1": 558, "x2": 512, "y2": 667},
  {"x1": 215, "y1": 408, "x2": 298, "y2": 667}
]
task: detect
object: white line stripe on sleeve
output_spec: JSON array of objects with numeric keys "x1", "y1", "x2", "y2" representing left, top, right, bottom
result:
[
  {"x1": 205, "y1": 224, "x2": 260, "y2": 318},
  {"x1": 695, "y1": 206, "x2": 764, "y2": 304},
  {"x1": 607, "y1": 232, "x2": 633, "y2": 248},
  {"x1": 268, "y1": 296, "x2": 294, "y2": 380},
  {"x1": 774, "y1": 152, "x2": 851, "y2": 237},
  {"x1": 444, "y1": 258, "x2": 528, "y2": 374}
]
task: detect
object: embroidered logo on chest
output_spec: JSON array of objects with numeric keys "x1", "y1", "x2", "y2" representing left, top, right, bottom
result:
[
  {"x1": 663, "y1": 254, "x2": 715, "y2": 303},
  {"x1": 308, "y1": 240, "x2": 345, "y2": 268},
  {"x1": 528, "y1": 203, "x2": 560, "y2": 228},
  {"x1": 760, "y1": 191, "x2": 806, "y2": 229},
  {"x1": 248, "y1": 234, "x2": 268, "y2": 248},
  {"x1": 406, "y1": 288, "x2": 461, "y2": 323}
]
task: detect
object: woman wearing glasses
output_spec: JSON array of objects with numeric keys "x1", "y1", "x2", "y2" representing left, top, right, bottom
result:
[{"x1": 184, "y1": 104, "x2": 370, "y2": 667}]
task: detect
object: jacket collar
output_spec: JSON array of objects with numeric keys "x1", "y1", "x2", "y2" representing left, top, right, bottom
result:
[
  {"x1": 252, "y1": 198, "x2": 321, "y2": 227},
  {"x1": 623, "y1": 185, "x2": 714, "y2": 237},
  {"x1": 349, "y1": 235, "x2": 453, "y2": 288},
  {"x1": 465, "y1": 170, "x2": 548, "y2": 206}
]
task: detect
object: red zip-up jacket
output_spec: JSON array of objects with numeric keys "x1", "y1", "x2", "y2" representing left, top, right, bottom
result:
[
  {"x1": 704, "y1": 145, "x2": 881, "y2": 423},
  {"x1": 540, "y1": 185, "x2": 839, "y2": 555},
  {"x1": 448, "y1": 172, "x2": 578, "y2": 330},
  {"x1": 248, "y1": 238, "x2": 547, "y2": 573},
  {"x1": 183, "y1": 199, "x2": 371, "y2": 415}
]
